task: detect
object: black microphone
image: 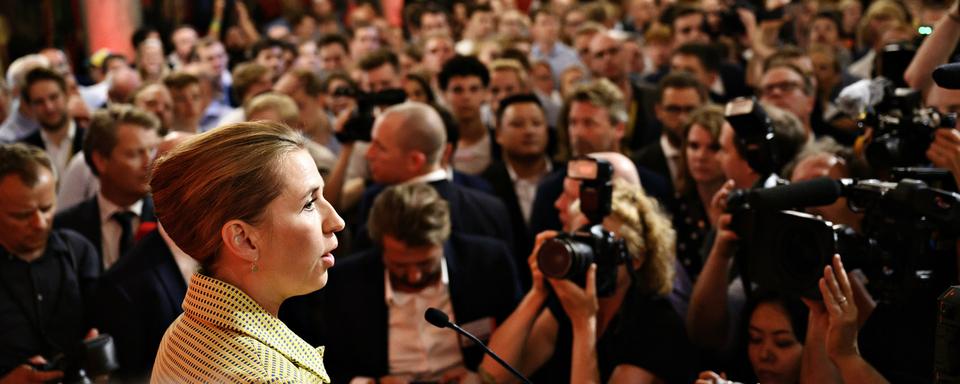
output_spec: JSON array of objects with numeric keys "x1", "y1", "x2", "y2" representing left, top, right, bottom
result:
[
  {"x1": 744, "y1": 177, "x2": 843, "y2": 210},
  {"x1": 424, "y1": 308, "x2": 533, "y2": 384},
  {"x1": 933, "y1": 62, "x2": 960, "y2": 90}
]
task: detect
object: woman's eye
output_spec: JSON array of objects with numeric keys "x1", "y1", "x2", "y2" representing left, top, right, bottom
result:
[{"x1": 304, "y1": 198, "x2": 318, "y2": 211}]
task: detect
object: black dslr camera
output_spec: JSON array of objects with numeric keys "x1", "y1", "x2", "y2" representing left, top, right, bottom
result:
[
  {"x1": 724, "y1": 97, "x2": 788, "y2": 178},
  {"x1": 537, "y1": 158, "x2": 629, "y2": 297},
  {"x1": 334, "y1": 88, "x2": 407, "y2": 143},
  {"x1": 861, "y1": 80, "x2": 957, "y2": 169},
  {"x1": 36, "y1": 334, "x2": 119, "y2": 383}
]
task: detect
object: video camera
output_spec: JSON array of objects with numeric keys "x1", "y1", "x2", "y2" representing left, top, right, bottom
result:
[
  {"x1": 537, "y1": 158, "x2": 629, "y2": 297},
  {"x1": 860, "y1": 80, "x2": 957, "y2": 169},
  {"x1": 36, "y1": 334, "x2": 119, "y2": 383},
  {"x1": 725, "y1": 176, "x2": 960, "y2": 301},
  {"x1": 333, "y1": 88, "x2": 407, "y2": 143}
]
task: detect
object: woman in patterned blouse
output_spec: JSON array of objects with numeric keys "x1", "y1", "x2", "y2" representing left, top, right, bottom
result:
[
  {"x1": 673, "y1": 105, "x2": 727, "y2": 281},
  {"x1": 149, "y1": 121, "x2": 344, "y2": 383}
]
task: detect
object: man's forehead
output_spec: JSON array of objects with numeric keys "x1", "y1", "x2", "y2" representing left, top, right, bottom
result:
[{"x1": 570, "y1": 100, "x2": 604, "y2": 114}]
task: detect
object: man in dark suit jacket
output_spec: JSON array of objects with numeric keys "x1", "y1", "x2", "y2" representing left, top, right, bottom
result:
[
  {"x1": 633, "y1": 72, "x2": 709, "y2": 198},
  {"x1": 481, "y1": 94, "x2": 559, "y2": 289},
  {"x1": 282, "y1": 183, "x2": 521, "y2": 383},
  {"x1": 15, "y1": 67, "x2": 85, "y2": 176},
  {"x1": 92, "y1": 229, "x2": 190, "y2": 381},
  {"x1": 352, "y1": 101, "x2": 513, "y2": 253},
  {"x1": 54, "y1": 104, "x2": 162, "y2": 270},
  {"x1": 529, "y1": 79, "x2": 672, "y2": 235}
]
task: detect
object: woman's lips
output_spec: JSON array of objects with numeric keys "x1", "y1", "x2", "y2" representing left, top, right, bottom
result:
[{"x1": 321, "y1": 253, "x2": 335, "y2": 268}]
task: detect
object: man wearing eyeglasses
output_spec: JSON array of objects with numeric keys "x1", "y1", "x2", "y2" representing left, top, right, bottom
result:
[
  {"x1": 587, "y1": 31, "x2": 660, "y2": 152},
  {"x1": 759, "y1": 63, "x2": 816, "y2": 140},
  {"x1": 634, "y1": 72, "x2": 708, "y2": 196}
]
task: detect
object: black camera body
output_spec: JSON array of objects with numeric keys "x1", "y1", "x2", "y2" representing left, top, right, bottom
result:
[
  {"x1": 36, "y1": 334, "x2": 119, "y2": 384},
  {"x1": 538, "y1": 224, "x2": 628, "y2": 296},
  {"x1": 725, "y1": 97, "x2": 783, "y2": 177},
  {"x1": 726, "y1": 177, "x2": 960, "y2": 301},
  {"x1": 862, "y1": 80, "x2": 957, "y2": 169},
  {"x1": 334, "y1": 88, "x2": 407, "y2": 143},
  {"x1": 536, "y1": 158, "x2": 629, "y2": 297}
]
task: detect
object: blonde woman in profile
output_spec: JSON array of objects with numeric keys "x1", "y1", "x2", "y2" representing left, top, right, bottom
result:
[{"x1": 149, "y1": 121, "x2": 344, "y2": 383}]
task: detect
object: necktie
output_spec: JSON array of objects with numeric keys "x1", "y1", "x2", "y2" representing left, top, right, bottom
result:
[{"x1": 112, "y1": 211, "x2": 136, "y2": 258}]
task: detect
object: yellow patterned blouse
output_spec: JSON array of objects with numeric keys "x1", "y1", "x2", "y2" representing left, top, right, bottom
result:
[{"x1": 151, "y1": 274, "x2": 330, "y2": 383}]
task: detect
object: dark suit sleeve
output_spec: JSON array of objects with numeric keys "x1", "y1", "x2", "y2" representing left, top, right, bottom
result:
[
  {"x1": 489, "y1": 242, "x2": 522, "y2": 323},
  {"x1": 528, "y1": 169, "x2": 565, "y2": 235},
  {"x1": 93, "y1": 277, "x2": 148, "y2": 378},
  {"x1": 60, "y1": 230, "x2": 100, "y2": 320}
]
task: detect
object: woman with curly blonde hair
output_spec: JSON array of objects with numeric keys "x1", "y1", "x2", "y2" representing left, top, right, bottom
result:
[{"x1": 481, "y1": 153, "x2": 693, "y2": 383}]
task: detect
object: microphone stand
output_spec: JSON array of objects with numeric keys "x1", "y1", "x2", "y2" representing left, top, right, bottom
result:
[
  {"x1": 445, "y1": 322, "x2": 533, "y2": 384},
  {"x1": 425, "y1": 308, "x2": 533, "y2": 384}
]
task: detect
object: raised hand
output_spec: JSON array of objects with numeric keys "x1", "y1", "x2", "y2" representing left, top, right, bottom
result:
[{"x1": 819, "y1": 255, "x2": 860, "y2": 360}]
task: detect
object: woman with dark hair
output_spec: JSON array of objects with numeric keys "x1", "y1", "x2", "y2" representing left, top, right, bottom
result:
[
  {"x1": 697, "y1": 293, "x2": 809, "y2": 384},
  {"x1": 402, "y1": 70, "x2": 436, "y2": 104}
]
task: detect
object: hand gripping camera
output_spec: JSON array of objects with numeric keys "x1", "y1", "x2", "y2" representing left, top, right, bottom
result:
[{"x1": 536, "y1": 158, "x2": 629, "y2": 296}]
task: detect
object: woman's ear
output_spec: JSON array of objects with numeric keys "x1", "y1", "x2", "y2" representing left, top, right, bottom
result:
[{"x1": 220, "y1": 220, "x2": 260, "y2": 263}]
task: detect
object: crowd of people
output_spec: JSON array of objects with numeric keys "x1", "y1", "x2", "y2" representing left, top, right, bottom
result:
[{"x1": 2, "y1": 0, "x2": 960, "y2": 382}]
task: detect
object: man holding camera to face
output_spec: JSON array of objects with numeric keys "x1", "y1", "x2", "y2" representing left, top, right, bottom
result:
[{"x1": 480, "y1": 153, "x2": 693, "y2": 383}]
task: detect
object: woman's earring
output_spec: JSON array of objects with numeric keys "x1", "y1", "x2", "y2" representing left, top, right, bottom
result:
[{"x1": 250, "y1": 262, "x2": 259, "y2": 272}]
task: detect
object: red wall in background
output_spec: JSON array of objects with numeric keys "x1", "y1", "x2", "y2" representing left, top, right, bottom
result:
[{"x1": 84, "y1": 0, "x2": 136, "y2": 61}]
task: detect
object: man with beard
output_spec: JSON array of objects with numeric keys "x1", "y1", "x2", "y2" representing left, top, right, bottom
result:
[
  {"x1": 55, "y1": 105, "x2": 161, "y2": 270},
  {"x1": 0, "y1": 143, "x2": 99, "y2": 382},
  {"x1": 17, "y1": 68, "x2": 83, "y2": 178},
  {"x1": 282, "y1": 183, "x2": 520, "y2": 383}
]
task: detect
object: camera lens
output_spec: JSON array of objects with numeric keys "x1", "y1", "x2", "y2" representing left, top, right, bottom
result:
[{"x1": 537, "y1": 237, "x2": 594, "y2": 279}]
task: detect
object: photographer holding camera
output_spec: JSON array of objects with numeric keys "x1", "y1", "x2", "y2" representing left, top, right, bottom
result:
[
  {"x1": 479, "y1": 152, "x2": 693, "y2": 384},
  {"x1": 687, "y1": 100, "x2": 807, "y2": 353}
]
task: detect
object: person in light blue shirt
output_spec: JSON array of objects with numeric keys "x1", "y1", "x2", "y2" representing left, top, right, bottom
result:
[{"x1": 529, "y1": 8, "x2": 584, "y2": 86}]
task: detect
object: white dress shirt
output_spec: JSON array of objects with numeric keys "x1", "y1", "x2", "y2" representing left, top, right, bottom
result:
[
  {"x1": 404, "y1": 168, "x2": 449, "y2": 185},
  {"x1": 57, "y1": 153, "x2": 99, "y2": 212},
  {"x1": 506, "y1": 159, "x2": 553, "y2": 225},
  {"x1": 452, "y1": 133, "x2": 492, "y2": 176},
  {"x1": 660, "y1": 134, "x2": 682, "y2": 184},
  {"x1": 385, "y1": 258, "x2": 465, "y2": 380},
  {"x1": 97, "y1": 192, "x2": 143, "y2": 269},
  {"x1": 39, "y1": 120, "x2": 77, "y2": 178}
]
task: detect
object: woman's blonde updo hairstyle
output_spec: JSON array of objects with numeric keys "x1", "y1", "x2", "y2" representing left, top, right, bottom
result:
[{"x1": 606, "y1": 179, "x2": 676, "y2": 296}]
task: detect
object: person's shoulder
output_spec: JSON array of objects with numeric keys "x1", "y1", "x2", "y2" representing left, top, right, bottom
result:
[
  {"x1": 102, "y1": 230, "x2": 167, "y2": 281},
  {"x1": 450, "y1": 233, "x2": 513, "y2": 268},
  {"x1": 158, "y1": 316, "x2": 275, "y2": 374},
  {"x1": 50, "y1": 228, "x2": 97, "y2": 257},
  {"x1": 451, "y1": 232, "x2": 508, "y2": 253},
  {"x1": 54, "y1": 196, "x2": 97, "y2": 223},
  {"x1": 452, "y1": 181, "x2": 504, "y2": 207},
  {"x1": 634, "y1": 140, "x2": 663, "y2": 161}
]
